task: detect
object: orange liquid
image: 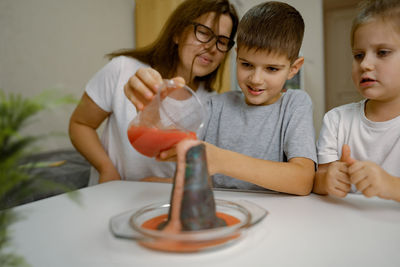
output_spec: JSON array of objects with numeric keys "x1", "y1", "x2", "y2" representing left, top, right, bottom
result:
[
  {"x1": 139, "y1": 212, "x2": 241, "y2": 252},
  {"x1": 127, "y1": 125, "x2": 196, "y2": 157}
]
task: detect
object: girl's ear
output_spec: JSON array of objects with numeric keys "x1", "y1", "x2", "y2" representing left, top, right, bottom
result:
[{"x1": 287, "y1": 57, "x2": 304, "y2": 80}]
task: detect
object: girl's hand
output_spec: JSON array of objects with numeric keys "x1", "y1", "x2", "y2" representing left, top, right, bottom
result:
[
  {"x1": 322, "y1": 161, "x2": 352, "y2": 197},
  {"x1": 349, "y1": 161, "x2": 396, "y2": 200}
]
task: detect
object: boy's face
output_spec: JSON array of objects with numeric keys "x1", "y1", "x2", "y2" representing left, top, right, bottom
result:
[
  {"x1": 236, "y1": 48, "x2": 303, "y2": 106},
  {"x1": 352, "y1": 20, "x2": 400, "y2": 103}
]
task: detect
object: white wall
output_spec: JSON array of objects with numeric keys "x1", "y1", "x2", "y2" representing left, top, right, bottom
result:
[
  {"x1": 0, "y1": 0, "x2": 135, "y2": 151},
  {"x1": 232, "y1": 0, "x2": 325, "y2": 135}
]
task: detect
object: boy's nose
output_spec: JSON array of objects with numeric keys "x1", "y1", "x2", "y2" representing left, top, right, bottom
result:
[{"x1": 249, "y1": 69, "x2": 263, "y2": 84}]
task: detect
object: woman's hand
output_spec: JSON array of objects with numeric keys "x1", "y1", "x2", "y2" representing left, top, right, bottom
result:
[
  {"x1": 124, "y1": 68, "x2": 163, "y2": 111},
  {"x1": 124, "y1": 67, "x2": 186, "y2": 111},
  {"x1": 98, "y1": 167, "x2": 121, "y2": 183}
]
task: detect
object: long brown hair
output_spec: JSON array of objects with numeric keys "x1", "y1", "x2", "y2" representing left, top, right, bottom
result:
[{"x1": 108, "y1": 0, "x2": 238, "y2": 92}]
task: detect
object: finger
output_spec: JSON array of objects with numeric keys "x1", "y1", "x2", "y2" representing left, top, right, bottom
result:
[
  {"x1": 340, "y1": 144, "x2": 356, "y2": 165},
  {"x1": 136, "y1": 68, "x2": 163, "y2": 94},
  {"x1": 335, "y1": 179, "x2": 352, "y2": 192},
  {"x1": 347, "y1": 161, "x2": 368, "y2": 177},
  {"x1": 171, "y1": 76, "x2": 186, "y2": 87},
  {"x1": 362, "y1": 185, "x2": 378, "y2": 198},
  {"x1": 336, "y1": 171, "x2": 351, "y2": 185},
  {"x1": 128, "y1": 74, "x2": 155, "y2": 100},
  {"x1": 355, "y1": 178, "x2": 371, "y2": 192},
  {"x1": 349, "y1": 168, "x2": 366, "y2": 184},
  {"x1": 124, "y1": 82, "x2": 144, "y2": 110},
  {"x1": 158, "y1": 147, "x2": 177, "y2": 161},
  {"x1": 328, "y1": 187, "x2": 348, "y2": 198}
]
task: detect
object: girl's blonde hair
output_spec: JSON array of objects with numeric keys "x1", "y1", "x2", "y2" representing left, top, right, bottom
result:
[{"x1": 351, "y1": 0, "x2": 400, "y2": 47}]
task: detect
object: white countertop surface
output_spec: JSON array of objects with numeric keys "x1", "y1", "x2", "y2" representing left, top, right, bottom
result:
[{"x1": 9, "y1": 180, "x2": 400, "y2": 267}]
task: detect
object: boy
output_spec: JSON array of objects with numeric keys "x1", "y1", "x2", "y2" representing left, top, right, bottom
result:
[
  {"x1": 313, "y1": 0, "x2": 400, "y2": 201},
  {"x1": 161, "y1": 1, "x2": 317, "y2": 195}
]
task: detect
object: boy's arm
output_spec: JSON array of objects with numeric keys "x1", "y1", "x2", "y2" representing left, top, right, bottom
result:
[
  {"x1": 205, "y1": 142, "x2": 315, "y2": 196},
  {"x1": 69, "y1": 93, "x2": 121, "y2": 183}
]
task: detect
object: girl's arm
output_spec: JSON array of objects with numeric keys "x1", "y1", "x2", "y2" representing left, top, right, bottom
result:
[
  {"x1": 204, "y1": 142, "x2": 315, "y2": 196},
  {"x1": 69, "y1": 93, "x2": 121, "y2": 183}
]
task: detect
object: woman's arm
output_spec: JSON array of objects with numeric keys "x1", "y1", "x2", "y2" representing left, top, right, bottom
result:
[
  {"x1": 69, "y1": 93, "x2": 121, "y2": 183},
  {"x1": 205, "y1": 142, "x2": 315, "y2": 196}
]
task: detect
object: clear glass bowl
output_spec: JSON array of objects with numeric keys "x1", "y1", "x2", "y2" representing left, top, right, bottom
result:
[{"x1": 110, "y1": 199, "x2": 268, "y2": 253}]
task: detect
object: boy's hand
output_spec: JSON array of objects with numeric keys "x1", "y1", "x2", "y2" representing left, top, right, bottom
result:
[
  {"x1": 157, "y1": 147, "x2": 178, "y2": 162},
  {"x1": 140, "y1": 176, "x2": 173, "y2": 183},
  {"x1": 348, "y1": 161, "x2": 395, "y2": 200}
]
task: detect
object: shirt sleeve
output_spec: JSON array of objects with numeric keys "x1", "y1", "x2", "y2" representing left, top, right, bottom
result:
[
  {"x1": 317, "y1": 110, "x2": 340, "y2": 164},
  {"x1": 85, "y1": 57, "x2": 123, "y2": 112},
  {"x1": 283, "y1": 91, "x2": 317, "y2": 164}
]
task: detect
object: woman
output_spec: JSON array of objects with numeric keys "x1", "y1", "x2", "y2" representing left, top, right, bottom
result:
[{"x1": 69, "y1": 0, "x2": 238, "y2": 185}]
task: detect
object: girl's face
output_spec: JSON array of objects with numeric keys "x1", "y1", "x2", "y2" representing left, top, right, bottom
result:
[
  {"x1": 352, "y1": 19, "x2": 400, "y2": 103},
  {"x1": 174, "y1": 12, "x2": 233, "y2": 83}
]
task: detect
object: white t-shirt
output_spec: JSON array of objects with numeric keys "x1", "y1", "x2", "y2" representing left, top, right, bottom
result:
[
  {"x1": 317, "y1": 99, "x2": 400, "y2": 178},
  {"x1": 85, "y1": 56, "x2": 214, "y2": 185}
]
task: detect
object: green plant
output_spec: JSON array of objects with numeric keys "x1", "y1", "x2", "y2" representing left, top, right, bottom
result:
[{"x1": 0, "y1": 89, "x2": 78, "y2": 267}]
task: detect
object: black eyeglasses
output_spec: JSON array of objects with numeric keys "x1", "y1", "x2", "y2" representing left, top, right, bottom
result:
[{"x1": 191, "y1": 22, "x2": 235, "y2": 52}]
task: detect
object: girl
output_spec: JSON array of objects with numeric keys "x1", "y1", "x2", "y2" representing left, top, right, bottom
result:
[{"x1": 314, "y1": 0, "x2": 400, "y2": 201}]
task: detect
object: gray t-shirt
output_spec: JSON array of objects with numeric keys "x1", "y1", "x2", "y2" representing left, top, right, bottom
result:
[{"x1": 200, "y1": 89, "x2": 317, "y2": 190}]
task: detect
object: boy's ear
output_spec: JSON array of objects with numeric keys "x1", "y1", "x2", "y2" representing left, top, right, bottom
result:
[{"x1": 287, "y1": 57, "x2": 304, "y2": 80}]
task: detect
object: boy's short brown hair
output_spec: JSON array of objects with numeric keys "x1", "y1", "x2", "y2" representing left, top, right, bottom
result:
[{"x1": 237, "y1": 1, "x2": 304, "y2": 63}]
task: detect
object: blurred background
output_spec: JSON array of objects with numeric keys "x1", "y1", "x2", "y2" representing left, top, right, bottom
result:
[{"x1": 0, "y1": 0, "x2": 362, "y2": 152}]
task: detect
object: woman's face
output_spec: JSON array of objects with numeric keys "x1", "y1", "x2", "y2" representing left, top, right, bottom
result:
[{"x1": 175, "y1": 12, "x2": 233, "y2": 83}]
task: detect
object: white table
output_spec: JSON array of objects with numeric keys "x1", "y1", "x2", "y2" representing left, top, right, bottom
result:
[{"x1": 9, "y1": 181, "x2": 400, "y2": 267}]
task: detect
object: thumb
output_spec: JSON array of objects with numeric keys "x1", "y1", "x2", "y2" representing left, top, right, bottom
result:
[
  {"x1": 340, "y1": 144, "x2": 356, "y2": 165},
  {"x1": 171, "y1": 76, "x2": 186, "y2": 88}
]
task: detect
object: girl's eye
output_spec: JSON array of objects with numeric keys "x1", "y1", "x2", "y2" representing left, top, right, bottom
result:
[
  {"x1": 353, "y1": 53, "x2": 364, "y2": 60},
  {"x1": 377, "y1": 50, "x2": 391, "y2": 57}
]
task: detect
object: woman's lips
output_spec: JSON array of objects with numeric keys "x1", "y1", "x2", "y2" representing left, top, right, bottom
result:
[{"x1": 198, "y1": 55, "x2": 212, "y2": 65}]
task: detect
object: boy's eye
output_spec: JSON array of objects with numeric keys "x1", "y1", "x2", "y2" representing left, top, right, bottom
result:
[
  {"x1": 240, "y1": 62, "x2": 252, "y2": 68},
  {"x1": 267, "y1": 67, "x2": 278, "y2": 72}
]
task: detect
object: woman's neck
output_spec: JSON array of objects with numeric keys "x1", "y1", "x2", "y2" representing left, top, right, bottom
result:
[{"x1": 174, "y1": 69, "x2": 199, "y2": 91}]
